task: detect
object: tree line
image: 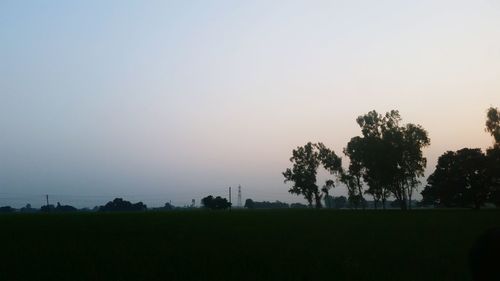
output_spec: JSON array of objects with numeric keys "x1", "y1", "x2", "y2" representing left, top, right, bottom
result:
[
  {"x1": 0, "y1": 198, "x2": 175, "y2": 213},
  {"x1": 283, "y1": 107, "x2": 500, "y2": 210}
]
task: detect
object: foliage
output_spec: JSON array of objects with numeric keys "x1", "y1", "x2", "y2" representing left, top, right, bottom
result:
[
  {"x1": 344, "y1": 110, "x2": 430, "y2": 210},
  {"x1": 20, "y1": 204, "x2": 36, "y2": 213},
  {"x1": 422, "y1": 148, "x2": 490, "y2": 209},
  {"x1": 55, "y1": 202, "x2": 78, "y2": 212},
  {"x1": 422, "y1": 107, "x2": 500, "y2": 209},
  {"x1": 161, "y1": 202, "x2": 175, "y2": 210},
  {"x1": 0, "y1": 206, "x2": 15, "y2": 213},
  {"x1": 201, "y1": 195, "x2": 231, "y2": 210},
  {"x1": 485, "y1": 107, "x2": 500, "y2": 207},
  {"x1": 324, "y1": 195, "x2": 347, "y2": 209},
  {"x1": 99, "y1": 198, "x2": 147, "y2": 212},
  {"x1": 283, "y1": 142, "x2": 342, "y2": 208},
  {"x1": 244, "y1": 199, "x2": 288, "y2": 209},
  {"x1": 40, "y1": 204, "x2": 55, "y2": 212},
  {"x1": 290, "y1": 202, "x2": 308, "y2": 208},
  {"x1": 486, "y1": 107, "x2": 500, "y2": 146},
  {"x1": 244, "y1": 198, "x2": 255, "y2": 209},
  {"x1": 486, "y1": 147, "x2": 500, "y2": 207}
]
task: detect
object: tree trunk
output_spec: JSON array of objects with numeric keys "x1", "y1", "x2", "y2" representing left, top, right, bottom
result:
[
  {"x1": 315, "y1": 195, "x2": 322, "y2": 208},
  {"x1": 408, "y1": 189, "x2": 412, "y2": 210},
  {"x1": 400, "y1": 199, "x2": 408, "y2": 210},
  {"x1": 357, "y1": 178, "x2": 365, "y2": 210},
  {"x1": 402, "y1": 187, "x2": 408, "y2": 211}
]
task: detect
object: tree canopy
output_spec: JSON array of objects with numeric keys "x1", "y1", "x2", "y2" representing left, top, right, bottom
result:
[
  {"x1": 344, "y1": 110, "x2": 430, "y2": 210},
  {"x1": 422, "y1": 148, "x2": 489, "y2": 209},
  {"x1": 486, "y1": 107, "x2": 500, "y2": 147},
  {"x1": 283, "y1": 142, "x2": 342, "y2": 208}
]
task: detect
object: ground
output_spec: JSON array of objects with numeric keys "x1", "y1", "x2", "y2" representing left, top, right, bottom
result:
[{"x1": 0, "y1": 209, "x2": 498, "y2": 281}]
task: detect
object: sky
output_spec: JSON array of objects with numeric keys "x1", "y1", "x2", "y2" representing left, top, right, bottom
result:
[{"x1": 1, "y1": 0, "x2": 499, "y2": 208}]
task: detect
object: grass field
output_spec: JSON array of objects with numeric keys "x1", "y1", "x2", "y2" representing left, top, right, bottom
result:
[{"x1": 0, "y1": 209, "x2": 498, "y2": 281}]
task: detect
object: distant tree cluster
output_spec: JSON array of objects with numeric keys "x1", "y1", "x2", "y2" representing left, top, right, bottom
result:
[
  {"x1": 324, "y1": 195, "x2": 347, "y2": 209},
  {"x1": 0, "y1": 206, "x2": 15, "y2": 213},
  {"x1": 40, "y1": 202, "x2": 78, "y2": 212},
  {"x1": 290, "y1": 202, "x2": 308, "y2": 208},
  {"x1": 153, "y1": 202, "x2": 175, "y2": 211},
  {"x1": 244, "y1": 199, "x2": 289, "y2": 209},
  {"x1": 99, "y1": 198, "x2": 147, "y2": 212},
  {"x1": 0, "y1": 199, "x2": 180, "y2": 214},
  {"x1": 201, "y1": 195, "x2": 231, "y2": 210}
]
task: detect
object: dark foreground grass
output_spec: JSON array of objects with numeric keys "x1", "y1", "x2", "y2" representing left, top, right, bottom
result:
[{"x1": 0, "y1": 209, "x2": 498, "y2": 281}]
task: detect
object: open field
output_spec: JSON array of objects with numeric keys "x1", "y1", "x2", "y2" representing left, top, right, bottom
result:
[{"x1": 0, "y1": 209, "x2": 498, "y2": 281}]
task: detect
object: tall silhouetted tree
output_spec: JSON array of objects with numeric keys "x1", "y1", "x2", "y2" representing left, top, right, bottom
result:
[
  {"x1": 485, "y1": 107, "x2": 500, "y2": 207},
  {"x1": 486, "y1": 107, "x2": 500, "y2": 147},
  {"x1": 346, "y1": 110, "x2": 430, "y2": 210},
  {"x1": 283, "y1": 142, "x2": 341, "y2": 208}
]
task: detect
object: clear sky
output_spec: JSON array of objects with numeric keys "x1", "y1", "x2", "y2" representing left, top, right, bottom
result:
[{"x1": 1, "y1": 0, "x2": 499, "y2": 208}]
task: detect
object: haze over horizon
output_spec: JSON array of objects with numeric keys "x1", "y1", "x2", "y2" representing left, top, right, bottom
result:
[{"x1": 1, "y1": 0, "x2": 499, "y2": 208}]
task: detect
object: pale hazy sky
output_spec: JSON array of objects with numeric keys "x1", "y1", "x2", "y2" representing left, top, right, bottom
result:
[{"x1": 1, "y1": 0, "x2": 499, "y2": 207}]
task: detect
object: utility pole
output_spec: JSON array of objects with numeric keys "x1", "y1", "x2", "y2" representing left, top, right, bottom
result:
[
  {"x1": 46, "y1": 194, "x2": 49, "y2": 207},
  {"x1": 237, "y1": 185, "x2": 242, "y2": 208}
]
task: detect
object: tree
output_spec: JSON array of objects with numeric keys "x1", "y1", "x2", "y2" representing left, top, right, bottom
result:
[
  {"x1": 20, "y1": 204, "x2": 36, "y2": 213},
  {"x1": 162, "y1": 202, "x2": 175, "y2": 210},
  {"x1": 422, "y1": 149, "x2": 489, "y2": 209},
  {"x1": 486, "y1": 107, "x2": 500, "y2": 147},
  {"x1": 346, "y1": 110, "x2": 430, "y2": 210},
  {"x1": 485, "y1": 107, "x2": 500, "y2": 207},
  {"x1": 40, "y1": 204, "x2": 55, "y2": 212},
  {"x1": 0, "y1": 206, "x2": 15, "y2": 213},
  {"x1": 153, "y1": 202, "x2": 175, "y2": 211},
  {"x1": 486, "y1": 147, "x2": 500, "y2": 207},
  {"x1": 324, "y1": 195, "x2": 347, "y2": 209},
  {"x1": 283, "y1": 142, "x2": 341, "y2": 208},
  {"x1": 290, "y1": 202, "x2": 308, "y2": 208},
  {"x1": 201, "y1": 195, "x2": 231, "y2": 210},
  {"x1": 333, "y1": 196, "x2": 347, "y2": 209},
  {"x1": 244, "y1": 198, "x2": 255, "y2": 209},
  {"x1": 54, "y1": 202, "x2": 78, "y2": 212},
  {"x1": 99, "y1": 198, "x2": 147, "y2": 212},
  {"x1": 340, "y1": 142, "x2": 366, "y2": 210},
  {"x1": 422, "y1": 107, "x2": 500, "y2": 209},
  {"x1": 243, "y1": 200, "x2": 288, "y2": 209},
  {"x1": 324, "y1": 194, "x2": 334, "y2": 208}
]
